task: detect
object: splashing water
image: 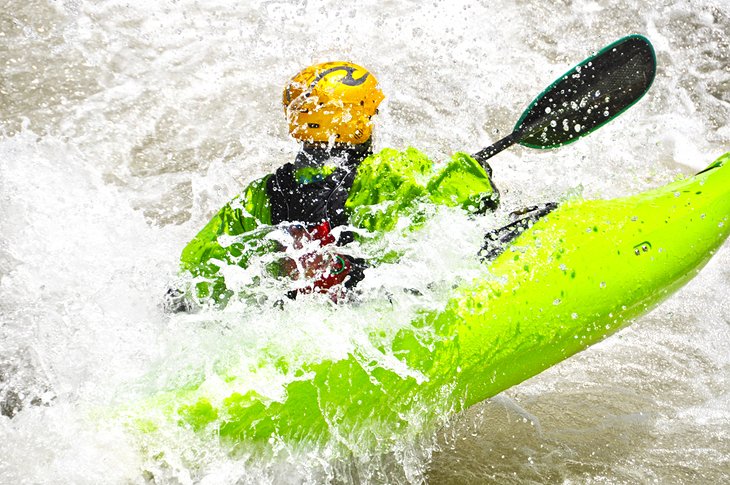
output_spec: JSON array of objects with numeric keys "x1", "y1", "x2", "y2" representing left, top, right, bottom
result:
[{"x1": 1, "y1": 0, "x2": 729, "y2": 483}]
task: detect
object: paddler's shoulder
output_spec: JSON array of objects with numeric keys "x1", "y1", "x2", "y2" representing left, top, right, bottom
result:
[
  {"x1": 198, "y1": 173, "x2": 274, "y2": 231},
  {"x1": 357, "y1": 147, "x2": 434, "y2": 177}
]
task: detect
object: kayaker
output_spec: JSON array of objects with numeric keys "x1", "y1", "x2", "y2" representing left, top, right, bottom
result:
[{"x1": 168, "y1": 61, "x2": 500, "y2": 310}]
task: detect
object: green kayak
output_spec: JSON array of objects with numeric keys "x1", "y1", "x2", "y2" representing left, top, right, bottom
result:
[{"x1": 128, "y1": 152, "x2": 730, "y2": 455}]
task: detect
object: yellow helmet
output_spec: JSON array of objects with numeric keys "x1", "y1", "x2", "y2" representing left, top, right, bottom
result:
[{"x1": 283, "y1": 61, "x2": 384, "y2": 144}]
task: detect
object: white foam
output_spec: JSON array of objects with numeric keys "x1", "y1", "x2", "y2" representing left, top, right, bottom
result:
[{"x1": 1, "y1": 0, "x2": 729, "y2": 482}]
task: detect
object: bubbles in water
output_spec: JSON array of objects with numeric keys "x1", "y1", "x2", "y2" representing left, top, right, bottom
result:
[{"x1": 3, "y1": 0, "x2": 730, "y2": 483}]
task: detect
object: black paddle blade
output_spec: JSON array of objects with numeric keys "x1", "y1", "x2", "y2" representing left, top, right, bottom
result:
[{"x1": 515, "y1": 35, "x2": 656, "y2": 149}]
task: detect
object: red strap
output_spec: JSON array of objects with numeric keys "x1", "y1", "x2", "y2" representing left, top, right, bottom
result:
[{"x1": 309, "y1": 220, "x2": 336, "y2": 246}]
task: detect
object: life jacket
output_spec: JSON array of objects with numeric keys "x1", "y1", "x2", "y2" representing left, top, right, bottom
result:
[{"x1": 267, "y1": 141, "x2": 372, "y2": 296}]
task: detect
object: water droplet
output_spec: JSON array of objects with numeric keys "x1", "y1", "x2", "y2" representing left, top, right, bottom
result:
[
  {"x1": 674, "y1": 191, "x2": 681, "y2": 198},
  {"x1": 550, "y1": 120, "x2": 557, "y2": 127},
  {"x1": 600, "y1": 281, "x2": 607, "y2": 288},
  {"x1": 553, "y1": 298, "x2": 561, "y2": 305},
  {"x1": 571, "y1": 312, "x2": 578, "y2": 319},
  {"x1": 719, "y1": 221, "x2": 725, "y2": 228},
  {"x1": 574, "y1": 124, "x2": 581, "y2": 133},
  {"x1": 545, "y1": 106, "x2": 552, "y2": 114}
]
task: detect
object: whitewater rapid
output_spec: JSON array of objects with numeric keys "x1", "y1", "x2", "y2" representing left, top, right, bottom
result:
[{"x1": 1, "y1": 0, "x2": 729, "y2": 483}]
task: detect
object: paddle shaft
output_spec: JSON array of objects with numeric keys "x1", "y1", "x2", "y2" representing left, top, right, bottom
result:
[{"x1": 472, "y1": 131, "x2": 520, "y2": 167}]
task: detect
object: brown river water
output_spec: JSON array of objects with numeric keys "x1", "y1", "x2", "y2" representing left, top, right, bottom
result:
[{"x1": 1, "y1": 0, "x2": 728, "y2": 483}]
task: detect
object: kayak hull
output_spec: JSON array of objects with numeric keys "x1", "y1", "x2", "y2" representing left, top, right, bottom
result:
[{"x1": 130, "y1": 152, "x2": 730, "y2": 453}]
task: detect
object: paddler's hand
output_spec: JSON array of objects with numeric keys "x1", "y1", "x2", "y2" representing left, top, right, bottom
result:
[{"x1": 280, "y1": 250, "x2": 353, "y2": 294}]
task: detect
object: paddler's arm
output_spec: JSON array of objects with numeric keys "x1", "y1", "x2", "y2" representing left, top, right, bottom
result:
[
  {"x1": 175, "y1": 176, "x2": 274, "y2": 306},
  {"x1": 343, "y1": 148, "x2": 499, "y2": 268}
]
